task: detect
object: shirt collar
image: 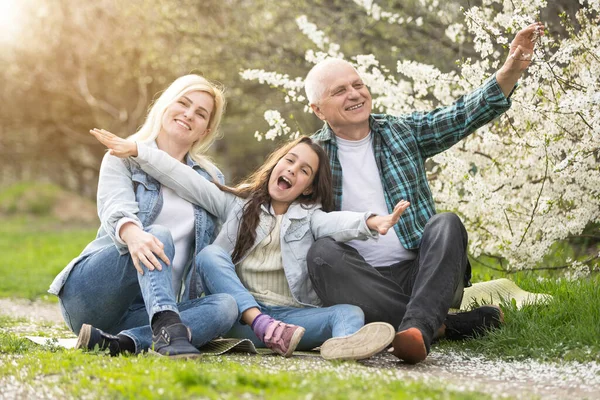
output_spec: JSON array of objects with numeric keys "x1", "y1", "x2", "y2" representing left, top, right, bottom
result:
[{"x1": 315, "y1": 115, "x2": 380, "y2": 144}]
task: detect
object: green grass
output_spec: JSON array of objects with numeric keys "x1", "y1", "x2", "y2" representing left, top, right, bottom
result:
[
  {"x1": 0, "y1": 215, "x2": 97, "y2": 300},
  {"x1": 0, "y1": 317, "x2": 490, "y2": 399},
  {"x1": 0, "y1": 196, "x2": 598, "y2": 398},
  {"x1": 1, "y1": 213, "x2": 599, "y2": 364},
  {"x1": 0, "y1": 181, "x2": 64, "y2": 215},
  {"x1": 440, "y1": 271, "x2": 600, "y2": 362}
]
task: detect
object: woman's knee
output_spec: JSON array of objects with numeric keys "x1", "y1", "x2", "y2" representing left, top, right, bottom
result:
[
  {"x1": 145, "y1": 225, "x2": 174, "y2": 253},
  {"x1": 328, "y1": 304, "x2": 365, "y2": 336}
]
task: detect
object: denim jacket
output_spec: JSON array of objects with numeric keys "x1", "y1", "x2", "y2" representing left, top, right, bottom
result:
[
  {"x1": 48, "y1": 148, "x2": 224, "y2": 301},
  {"x1": 133, "y1": 144, "x2": 378, "y2": 307}
]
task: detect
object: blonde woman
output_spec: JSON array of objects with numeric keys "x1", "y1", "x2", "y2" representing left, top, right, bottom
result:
[{"x1": 49, "y1": 75, "x2": 237, "y2": 358}]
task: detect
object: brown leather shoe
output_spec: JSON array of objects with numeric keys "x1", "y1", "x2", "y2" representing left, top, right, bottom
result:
[{"x1": 390, "y1": 327, "x2": 428, "y2": 364}]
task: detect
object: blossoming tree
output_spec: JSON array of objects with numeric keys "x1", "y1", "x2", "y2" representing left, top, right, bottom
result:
[{"x1": 242, "y1": 0, "x2": 599, "y2": 274}]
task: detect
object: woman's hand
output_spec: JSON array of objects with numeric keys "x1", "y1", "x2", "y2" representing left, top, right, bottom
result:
[
  {"x1": 367, "y1": 200, "x2": 410, "y2": 235},
  {"x1": 90, "y1": 128, "x2": 138, "y2": 158},
  {"x1": 119, "y1": 222, "x2": 170, "y2": 275}
]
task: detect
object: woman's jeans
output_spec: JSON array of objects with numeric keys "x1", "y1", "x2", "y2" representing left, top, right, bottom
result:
[
  {"x1": 196, "y1": 245, "x2": 365, "y2": 351},
  {"x1": 59, "y1": 225, "x2": 237, "y2": 353}
]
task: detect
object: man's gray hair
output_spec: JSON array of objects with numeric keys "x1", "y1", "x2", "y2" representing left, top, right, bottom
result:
[{"x1": 304, "y1": 58, "x2": 358, "y2": 105}]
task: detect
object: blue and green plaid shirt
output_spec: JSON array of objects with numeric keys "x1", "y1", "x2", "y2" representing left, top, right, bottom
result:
[{"x1": 312, "y1": 75, "x2": 512, "y2": 250}]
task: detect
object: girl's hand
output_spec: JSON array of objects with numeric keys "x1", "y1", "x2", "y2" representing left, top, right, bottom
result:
[
  {"x1": 119, "y1": 222, "x2": 170, "y2": 274},
  {"x1": 90, "y1": 128, "x2": 138, "y2": 158},
  {"x1": 367, "y1": 200, "x2": 410, "y2": 235}
]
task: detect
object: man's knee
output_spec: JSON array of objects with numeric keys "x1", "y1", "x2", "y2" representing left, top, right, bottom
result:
[
  {"x1": 307, "y1": 237, "x2": 342, "y2": 267},
  {"x1": 426, "y1": 213, "x2": 467, "y2": 241}
]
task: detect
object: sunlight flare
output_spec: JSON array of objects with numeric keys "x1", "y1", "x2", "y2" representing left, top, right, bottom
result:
[{"x1": 0, "y1": 0, "x2": 26, "y2": 45}]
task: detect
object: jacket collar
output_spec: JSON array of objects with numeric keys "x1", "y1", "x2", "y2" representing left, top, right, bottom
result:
[{"x1": 258, "y1": 202, "x2": 321, "y2": 219}]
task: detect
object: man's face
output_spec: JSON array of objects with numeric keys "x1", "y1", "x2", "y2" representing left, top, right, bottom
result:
[{"x1": 311, "y1": 64, "x2": 372, "y2": 130}]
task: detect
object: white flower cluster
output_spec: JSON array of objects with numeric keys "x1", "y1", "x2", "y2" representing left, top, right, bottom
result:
[
  {"x1": 563, "y1": 260, "x2": 591, "y2": 281},
  {"x1": 296, "y1": 15, "x2": 343, "y2": 60},
  {"x1": 243, "y1": 0, "x2": 600, "y2": 273},
  {"x1": 430, "y1": 0, "x2": 600, "y2": 271},
  {"x1": 352, "y1": 0, "x2": 421, "y2": 25},
  {"x1": 254, "y1": 110, "x2": 299, "y2": 142}
]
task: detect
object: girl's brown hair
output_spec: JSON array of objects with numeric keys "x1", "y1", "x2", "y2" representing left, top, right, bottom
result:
[{"x1": 217, "y1": 136, "x2": 333, "y2": 263}]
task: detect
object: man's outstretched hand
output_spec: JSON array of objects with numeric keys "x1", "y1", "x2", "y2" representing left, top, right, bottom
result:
[{"x1": 497, "y1": 22, "x2": 545, "y2": 97}]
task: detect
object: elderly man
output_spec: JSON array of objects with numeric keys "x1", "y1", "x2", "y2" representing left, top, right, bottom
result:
[{"x1": 305, "y1": 23, "x2": 543, "y2": 363}]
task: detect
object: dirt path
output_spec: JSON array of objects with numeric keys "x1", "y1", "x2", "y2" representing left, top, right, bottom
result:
[
  {"x1": 0, "y1": 298, "x2": 63, "y2": 324},
  {"x1": 1, "y1": 298, "x2": 599, "y2": 399}
]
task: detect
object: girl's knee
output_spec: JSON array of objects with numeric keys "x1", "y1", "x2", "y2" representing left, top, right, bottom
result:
[
  {"x1": 196, "y1": 245, "x2": 226, "y2": 264},
  {"x1": 217, "y1": 293, "x2": 238, "y2": 314},
  {"x1": 211, "y1": 293, "x2": 239, "y2": 328},
  {"x1": 196, "y1": 245, "x2": 233, "y2": 275},
  {"x1": 336, "y1": 304, "x2": 365, "y2": 324}
]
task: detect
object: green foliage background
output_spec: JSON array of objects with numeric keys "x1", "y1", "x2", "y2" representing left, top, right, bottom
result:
[{"x1": 0, "y1": 0, "x2": 473, "y2": 195}]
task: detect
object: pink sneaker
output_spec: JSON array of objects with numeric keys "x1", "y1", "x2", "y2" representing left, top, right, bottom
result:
[{"x1": 263, "y1": 321, "x2": 305, "y2": 357}]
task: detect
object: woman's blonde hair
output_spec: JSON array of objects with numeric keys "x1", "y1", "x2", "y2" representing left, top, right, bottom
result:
[{"x1": 129, "y1": 74, "x2": 226, "y2": 176}]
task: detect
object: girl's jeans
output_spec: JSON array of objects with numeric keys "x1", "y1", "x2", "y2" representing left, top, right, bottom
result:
[{"x1": 196, "y1": 244, "x2": 365, "y2": 351}]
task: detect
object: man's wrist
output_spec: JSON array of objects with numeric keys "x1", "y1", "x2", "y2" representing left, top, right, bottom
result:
[{"x1": 496, "y1": 66, "x2": 522, "y2": 98}]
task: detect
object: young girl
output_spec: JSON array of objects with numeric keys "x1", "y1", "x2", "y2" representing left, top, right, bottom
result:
[{"x1": 91, "y1": 129, "x2": 410, "y2": 360}]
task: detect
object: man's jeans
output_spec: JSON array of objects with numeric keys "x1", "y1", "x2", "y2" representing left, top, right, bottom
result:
[
  {"x1": 59, "y1": 225, "x2": 237, "y2": 353},
  {"x1": 196, "y1": 245, "x2": 365, "y2": 351},
  {"x1": 306, "y1": 213, "x2": 469, "y2": 351}
]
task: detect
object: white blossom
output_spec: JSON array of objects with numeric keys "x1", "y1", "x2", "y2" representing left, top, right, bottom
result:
[{"x1": 242, "y1": 0, "x2": 600, "y2": 274}]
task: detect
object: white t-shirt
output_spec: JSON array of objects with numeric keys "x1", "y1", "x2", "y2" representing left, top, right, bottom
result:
[
  {"x1": 336, "y1": 133, "x2": 416, "y2": 266},
  {"x1": 153, "y1": 186, "x2": 195, "y2": 296}
]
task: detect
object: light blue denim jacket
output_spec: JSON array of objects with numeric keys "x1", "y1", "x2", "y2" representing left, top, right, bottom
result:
[
  {"x1": 132, "y1": 144, "x2": 379, "y2": 307},
  {"x1": 48, "y1": 148, "x2": 224, "y2": 301}
]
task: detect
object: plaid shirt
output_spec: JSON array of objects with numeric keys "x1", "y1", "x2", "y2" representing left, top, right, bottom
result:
[{"x1": 312, "y1": 75, "x2": 512, "y2": 250}]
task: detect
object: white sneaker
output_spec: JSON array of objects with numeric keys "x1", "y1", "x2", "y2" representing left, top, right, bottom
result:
[{"x1": 320, "y1": 322, "x2": 395, "y2": 361}]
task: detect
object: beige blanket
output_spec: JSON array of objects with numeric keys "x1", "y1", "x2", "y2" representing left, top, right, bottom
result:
[{"x1": 456, "y1": 278, "x2": 552, "y2": 311}]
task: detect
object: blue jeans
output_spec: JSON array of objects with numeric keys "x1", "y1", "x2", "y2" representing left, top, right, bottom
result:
[
  {"x1": 196, "y1": 245, "x2": 365, "y2": 351},
  {"x1": 59, "y1": 225, "x2": 237, "y2": 352}
]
